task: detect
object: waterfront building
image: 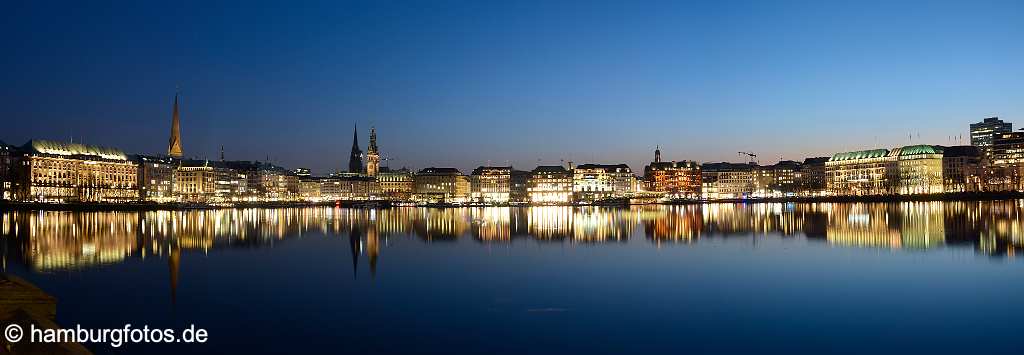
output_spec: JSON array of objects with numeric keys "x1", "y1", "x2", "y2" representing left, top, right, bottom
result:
[
  {"x1": 348, "y1": 125, "x2": 363, "y2": 173},
  {"x1": 572, "y1": 164, "x2": 634, "y2": 202},
  {"x1": 761, "y1": 160, "x2": 802, "y2": 197},
  {"x1": 510, "y1": 170, "x2": 530, "y2": 204},
  {"x1": 826, "y1": 145, "x2": 947, "y2": 196},
  {"x1": 825, "y1": 149, "x2": 893, "y2": 196},
  {"x1": 133, "y1": 155, "x2": 177, "y2": 202},
  {"x1": 366, "y1": 127, "x2": 380, "y2": 177},
  {"x1": 970, "y1": 117, "x2": 1011, "y2": 159},
  {"x1": 528, "y1": 165, "x2": 573, "y2": 204},
  {"x1": 942, "y1": 145, "x2": 982, "y2": 193},
  {"x1": 377, "y1": 168, "x2": 414, "y2": 200},
  {"x1": 167, "y1": 92, "x2": 183, "y2": 158},
  {"x1": 0, "y1": 141, "x2": 15, "y2": 200},
  {"x1": 223, "y1": 161, "x2": 300, "y2": 200},
  {"x1": 414, "y1": 167, "x2": 470, "y2": 203},
  {"x1": 175, "y1": 160, "x2": 247, "y2": 202},
  {"x1": 644, "y1": 159, "x2": 701, "y2": 199},
  {"x1": 795, "y1": 157, "x2": 829, "y2": 196},
  {"x1": 987, "y1": 131, "x2": 1024, "y2": 190},
  {"x1": 470, "y1": 166, "x2": 512, "y2": 203},
  {"x1": 13, "y1": 140, "x2": 139, "y2": 202},
  {"x1": 700, "y1": 162, "x2": 755, "y2": 199},
  {"x1": 321, "y1": 175, "x2": 379, "y2": 200},
  {"x1": 889, "y1": 145, "x2": 945, "y2": 195},
  {"x1": 298, "y1": 177, "x2": 322, "y2": 201}
]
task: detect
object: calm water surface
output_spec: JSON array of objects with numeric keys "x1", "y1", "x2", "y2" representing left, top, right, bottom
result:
[{"x1": 2, "y1": 202, "x2": 1023, "y2": 354}]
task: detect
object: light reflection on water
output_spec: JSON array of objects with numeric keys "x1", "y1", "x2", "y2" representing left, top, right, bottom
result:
[
  {"x1": 2, "y1": 202, "x2": 1024, "y2": 354},
  {"x1": 2, "y1": 201, "x2": 1022, "y2": 273}
]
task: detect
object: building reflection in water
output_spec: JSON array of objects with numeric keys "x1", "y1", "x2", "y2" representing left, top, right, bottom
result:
[{"x1": 2, "y1": 202, "x2": 1023, "y2": 277}]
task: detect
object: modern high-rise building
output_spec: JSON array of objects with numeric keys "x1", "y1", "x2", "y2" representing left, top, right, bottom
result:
[
  {"x1": 987, "y1": 131, "x2": 1024, "y2": 191},
  {"x1": 167, "y1": 92, "x2": 183, "y2": 158},
  {"x1": 366, "y1": 127, "x2": 380, "y2": 176},
  {"x1": 970, "y1": 117, "x2": 1011, "y2": 158},
  {"x1": 348, "y1": 124, "x2": 363, "y2": 173}
]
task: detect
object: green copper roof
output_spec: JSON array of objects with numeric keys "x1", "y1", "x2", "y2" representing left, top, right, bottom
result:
[
  {"x1": 889, "y1": 145, "x2": 943, "y2": 157},
  {"x1": 829, "y1": 149, "x2": 890, "y2": 162}
]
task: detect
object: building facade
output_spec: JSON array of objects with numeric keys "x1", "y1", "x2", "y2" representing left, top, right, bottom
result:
[
  {"x1": 827, "y1": 145, "x2": 947, "y2": 196},
  {"x1": 795, "y1": 157, "x2": 829, "y2": 196},
  {"x1": 528, "y1": 165, "x2": 573, "y2": 204},
  {"x1": 470, "y1": 166, "x2": 512, "y2": 204},
  {"x1": 889, "y1": 145, "x2": 945, "y2": 195},
  {"x1": 510, "y1": 170, "x2": 530, "y2": 204},
  {"x1": 414, "y1": 167, "x2": 470, "y2": 203},
  {"x1": 321, "y1": 176, "x2": 379, "y2": 200},
  {"x1": 377, "y1": 169, "x2": 415, "y2": 200},
  {"x1": 134, "y1": 155, "x2": 177, "y2": 202},
  {"x1": 644, "y1": 160, "x2": 701, "y2": 199},
  {"x1": 700, "y1": 162, "x2": 755, "y2": 199},
  {"x1": 298, "y1": 177, "x2": 322, "y2": 201},
  {"x1": 572, "y1": 164, "x2": 634, "y2": 202},
  {"x1": 825, "y1": 149, "x2": 893, "y2": 196},
  {"x1": 175, "y1": 160, "x2": 248, "y2": 202},
  {"x1": 970, "y1": 117, "x2": 1011, "y2": 159},
  {"x1": 15, "y1": 140, "x2": 139, "y2": 202},
  {"x1": 942, "y1": 145, "x2": 982, "y2": 193},
  {"x1": 987, "y1": 131, "x2": 1024, "y2": 191}
]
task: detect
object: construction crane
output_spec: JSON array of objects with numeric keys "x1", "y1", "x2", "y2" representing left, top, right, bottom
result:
[{"x1": 738, "y1": 151, "x2": 757, "y2": 165}]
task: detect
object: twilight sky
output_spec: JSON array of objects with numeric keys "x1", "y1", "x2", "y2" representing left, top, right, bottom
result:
[{"x1": 2, "y1": 0, "x2": 1022, "y2": 175}]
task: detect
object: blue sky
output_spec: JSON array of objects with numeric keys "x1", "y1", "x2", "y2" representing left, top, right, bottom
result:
[{"x1": 2, "y1": 0, "x2": 1022, "y2": 174}]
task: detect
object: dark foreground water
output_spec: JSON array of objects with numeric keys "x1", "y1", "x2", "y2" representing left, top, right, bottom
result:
[{"x1": 2, "y1": 202, "x2": 1023, "y2": 354}]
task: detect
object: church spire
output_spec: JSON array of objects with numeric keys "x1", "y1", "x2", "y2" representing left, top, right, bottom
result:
[
  {"x1": 167, "y1": 91, "x2": 183, "y2": 158},
  {"x1": 348, "y1": 124, "x2": 363, "y2": 173},
  {"x1": 654, "y1": 145, "x2": 661, "y2": 163},
  {"x1": 366, "y1": 126, "x2": 380, "y2": 176}
]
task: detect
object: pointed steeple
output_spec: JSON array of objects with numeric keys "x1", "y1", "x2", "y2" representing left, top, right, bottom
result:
[
  {"x1": 167, "y1": 91, "x2": 183, "y2": 158},
  {"x1": 654, "y1": 145, "x2": 661, "y2": 163},
  {"x1": 366, "y1": 126, "x2": 380, "y2": 176},
  {"x1": 368, "y1": 126, "x2": 378, "y2": 155},
  {"x1": 348, "y1": 123, "x2": 363, "y2": 173}
]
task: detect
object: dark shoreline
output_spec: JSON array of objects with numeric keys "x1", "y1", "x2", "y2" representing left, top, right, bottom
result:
[
  {"x1": 2, "y1": 191, "x2": 1023, "y2": 211},
  {"x1": 673, "y1": 191, "x2": 1024, "y2": 204},
  {"x1": 0, "y1": 200, "x2": 391, "y2": 212}
]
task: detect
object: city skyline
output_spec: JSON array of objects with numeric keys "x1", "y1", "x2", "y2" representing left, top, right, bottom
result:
[{"x1": 3, "y1": 0, "x2": 1023, "y2": 174}]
